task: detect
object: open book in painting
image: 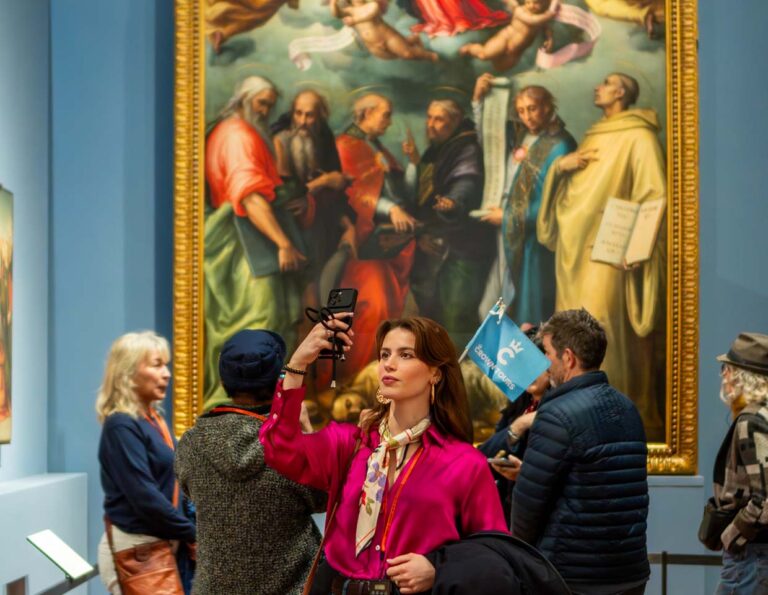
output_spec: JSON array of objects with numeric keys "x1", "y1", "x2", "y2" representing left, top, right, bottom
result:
[{"x1": 590, "y1": 197, "x2": 666, "y2": 266}]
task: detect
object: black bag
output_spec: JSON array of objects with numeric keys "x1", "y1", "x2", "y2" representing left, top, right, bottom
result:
[
  {"x1": 698, "y1": 498, "x2": 737, "y2": 551},
  {"x1": 698, "y1": 418, "x2": 740, "y2": 551}
]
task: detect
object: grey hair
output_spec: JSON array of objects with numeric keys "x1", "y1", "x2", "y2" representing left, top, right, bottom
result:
[
  {"x1": 219, "y1": 75, "x2": 278, "y2": 120},
  {"x1": 352, "y1": 93, "x2": 390, "y2": 125},
  {"x1": 429, "y1": 99, "x2": 464, "y2": 123},
  {"x1": 725, "y1": 364, "x2": 768, "y2": 405}
]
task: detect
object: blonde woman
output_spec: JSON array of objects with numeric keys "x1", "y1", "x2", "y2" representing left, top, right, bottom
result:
[
  {"x1": 95, "y1": 332, "x2": 195, "y2": 594},
  {"x1": 713, "y1": 332, "x2": 768, "y2": 594}
]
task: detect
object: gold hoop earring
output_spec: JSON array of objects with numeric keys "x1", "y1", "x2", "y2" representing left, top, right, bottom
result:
[
  {"x1": 376, "y1": 387, "x2": 391, "y2": 405},
  {"x1": 430, "y1": 382, "x2": 436, "y2": 406}
]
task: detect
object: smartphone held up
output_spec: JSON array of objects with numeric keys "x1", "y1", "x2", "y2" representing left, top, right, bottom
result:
[{"x1": 319, "y1": 288, "x2": 358, "y2": 359}]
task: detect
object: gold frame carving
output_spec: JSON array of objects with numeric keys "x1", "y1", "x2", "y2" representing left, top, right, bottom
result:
[{"x1": 172, "y1": 0, "x2": 699, "y2": 474}]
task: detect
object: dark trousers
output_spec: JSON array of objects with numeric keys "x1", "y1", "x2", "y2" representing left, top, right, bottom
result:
[
  {"x1": 309, "y1": 558, "x2": 406, "y2": 595},
  {"x1": 572, "y1": 585, "x2": 645, "y2": 595}
]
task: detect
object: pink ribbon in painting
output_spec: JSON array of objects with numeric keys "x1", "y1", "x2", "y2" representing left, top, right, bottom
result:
[{"x1": 536, "y1": 4, "x2": 601, "y2": 70}]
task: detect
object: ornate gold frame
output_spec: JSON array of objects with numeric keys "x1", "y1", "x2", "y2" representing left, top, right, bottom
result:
[{"x1": 172, "y1": 0, "x2": 699, "y2": 473}]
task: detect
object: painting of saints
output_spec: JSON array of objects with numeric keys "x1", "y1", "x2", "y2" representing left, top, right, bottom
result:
[
  {"x1": 203, "y1": 76, "x2": 306, "y2": 407},
  {"x1": 271, "y1": 89, "x2": 356, "y2": 314},
  {"x1": 404, "y1": 99, "x2": 492, "y2": 348},
  {"x1": 186, "y1": 0, "x2": 682, "y2": 445},
  {"x1": 329, "y1": 94, "x2": 417, "y2": 382},
  {"x1": 473, "y1": 75, "x2": 576, "y2": 325},
  {"x1": 537, "y1": 72, "x2": 666, "y2": 438}
]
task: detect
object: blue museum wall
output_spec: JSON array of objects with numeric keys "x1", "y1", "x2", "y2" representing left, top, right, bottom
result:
[
  {"x1": 0, "y1": 2, "x2": 89, "y2": 592},
  {"x1": 38, "y1": 1, "x2": 768, "y2": 594},
  {"x1": 696, "y1": 2, "x2": 768, "y2": 590},
  {"x1": 0, "y1": 0, "x2": 50, "y2": 479},
  {"x1": 48, "y1": 0, "x2": 175, "y2": 586}
]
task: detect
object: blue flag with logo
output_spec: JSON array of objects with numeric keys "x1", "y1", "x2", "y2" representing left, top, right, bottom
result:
[{"x1": 464, "y1": 303, "x2": 551, "y2": 402}]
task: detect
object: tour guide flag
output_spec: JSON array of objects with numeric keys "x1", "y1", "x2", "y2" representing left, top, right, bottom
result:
[{"x1": 463, "y1": 301, "x2": 551, "y2": 402}]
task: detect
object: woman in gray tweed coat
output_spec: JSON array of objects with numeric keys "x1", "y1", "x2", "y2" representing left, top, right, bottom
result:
[{"x1": 176, "y1": 329, "x2": 325, "y2": 595}]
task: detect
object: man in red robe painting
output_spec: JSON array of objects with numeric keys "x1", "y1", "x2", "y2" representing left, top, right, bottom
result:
[
  {"x1": 203, "y1": 75, "x2": 307, "y2": 407},
  {"x1": 333, "y1": 93, "x2": 418, "y2": 378}
]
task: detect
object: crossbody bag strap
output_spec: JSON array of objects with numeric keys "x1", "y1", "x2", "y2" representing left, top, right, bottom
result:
[
  {"x1": 302, "y1": 436, "x2": 362, "y2": 595},
  {"x1": 104, "y1": 517, "x2": 117, "y2": 555},
  {"x1": 713, "y1": 415, "x2": 741, "y2": 507},
  {"x1": 104, "y1": 517, "x2": 127, "y2": 591},
  {"x1": 144, "y1": 410, "x2": 180, "y2": 508}
]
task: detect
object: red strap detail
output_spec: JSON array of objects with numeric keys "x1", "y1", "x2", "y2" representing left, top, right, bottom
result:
[
  {"x1": 380, "y1": 446, "x2": 424, "y2": 554},
  {"x1": 209, "y1": 406, "x2": 268, "y2": 422},
  {"x1": 143, "y1": 409, "x2": 179, "y2": 508}
]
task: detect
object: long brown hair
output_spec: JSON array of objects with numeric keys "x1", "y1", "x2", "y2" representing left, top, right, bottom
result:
[{"x1": 361, "y1": 317, "x2": 474, "y2": 443}]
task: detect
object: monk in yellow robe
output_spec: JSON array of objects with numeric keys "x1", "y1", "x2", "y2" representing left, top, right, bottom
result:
[{"x1": 537, "y1": 73, "x2": 666, "y2": 440}]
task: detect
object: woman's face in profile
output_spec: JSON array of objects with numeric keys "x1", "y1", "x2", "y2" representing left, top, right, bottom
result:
[
  {"x1": 134, "y1": 350, "x2": 171, "y2": 406},
  {"x1": 378, "y1": 328, "x2": 436, "y2": 404}
]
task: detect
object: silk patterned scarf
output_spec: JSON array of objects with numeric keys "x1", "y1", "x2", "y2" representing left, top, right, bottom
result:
[{"x1": 355, "y1": 416, "x2": 431, "y2": 556}]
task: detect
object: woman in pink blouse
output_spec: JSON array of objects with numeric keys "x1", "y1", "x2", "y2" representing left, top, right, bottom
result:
[{"x1": 260, "y1": 315, "x2": 507, "y2": 594}]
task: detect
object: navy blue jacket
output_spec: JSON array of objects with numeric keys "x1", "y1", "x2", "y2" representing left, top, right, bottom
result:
[
  {"x1": 511, "y1": 371, "x2": 649, "y2": 589},
  {"x1": 99, "y1": 413, "x2": 196, "y2": 541}
]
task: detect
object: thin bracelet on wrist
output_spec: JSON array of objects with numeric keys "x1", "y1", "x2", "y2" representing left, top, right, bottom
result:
[
  {"x1": 282, "y1": 364, "x2": 307, "y2": 376},
  {"x1": 507, "y1": 428, "x2": 521, "y2": 444}
]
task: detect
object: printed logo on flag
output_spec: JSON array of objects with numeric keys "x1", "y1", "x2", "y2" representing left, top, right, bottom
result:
[{"x1": 465, "y1": 312, "x2": 551, "y2": 402}]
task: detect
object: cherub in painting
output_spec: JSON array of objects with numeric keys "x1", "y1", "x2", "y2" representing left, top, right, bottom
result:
[
  {"x1": 460, "y1": 0, "x2": 559, "y2": 71},
  {"x1": 331, "y1": 0, "x2": 439, "y2": 62}
]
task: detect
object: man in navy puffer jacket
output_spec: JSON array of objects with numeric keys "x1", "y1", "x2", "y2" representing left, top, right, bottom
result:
[{"x1": 512, "y1": 308, "x2": 650, "y2": 595}]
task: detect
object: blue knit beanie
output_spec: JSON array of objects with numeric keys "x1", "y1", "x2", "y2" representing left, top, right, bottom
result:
[{"x1": 219, "y1": 330, "x2": 286, "y2": 396}]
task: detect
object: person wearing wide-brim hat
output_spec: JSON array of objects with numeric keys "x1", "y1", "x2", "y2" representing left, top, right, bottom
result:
[{"x1": 711, "y1": 332, "x2": 768, "y2": 594}]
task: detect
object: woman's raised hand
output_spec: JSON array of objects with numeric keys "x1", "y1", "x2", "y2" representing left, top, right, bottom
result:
[{"x1": 286, "y1": 314, "x2": 354, "y2": 371}]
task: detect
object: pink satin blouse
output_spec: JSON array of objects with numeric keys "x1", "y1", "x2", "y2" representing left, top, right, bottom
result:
[{"x1": 259, "y1": 381, "x2": 508, "y2": 580}]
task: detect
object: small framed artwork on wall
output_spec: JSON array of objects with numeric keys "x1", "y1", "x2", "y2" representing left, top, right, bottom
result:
[{"x1": 0, "y1": 185, "x2": 13, "y2": 444}]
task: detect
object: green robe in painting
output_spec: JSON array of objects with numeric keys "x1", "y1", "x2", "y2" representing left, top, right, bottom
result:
[
  {"x1": 203, "y1": 116, "x2": 304, "y2": 409},
  {"x1": 203, "y1": 202, "x2": 302, "y2": 408}
]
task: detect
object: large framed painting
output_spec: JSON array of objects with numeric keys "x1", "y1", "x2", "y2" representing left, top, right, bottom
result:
[
  {"x1": 0, "y1": 186, "x2": 12, "y2": 444},
  {"x1": 174, "y1": 0, "x2": 699, "y2": 473}
]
